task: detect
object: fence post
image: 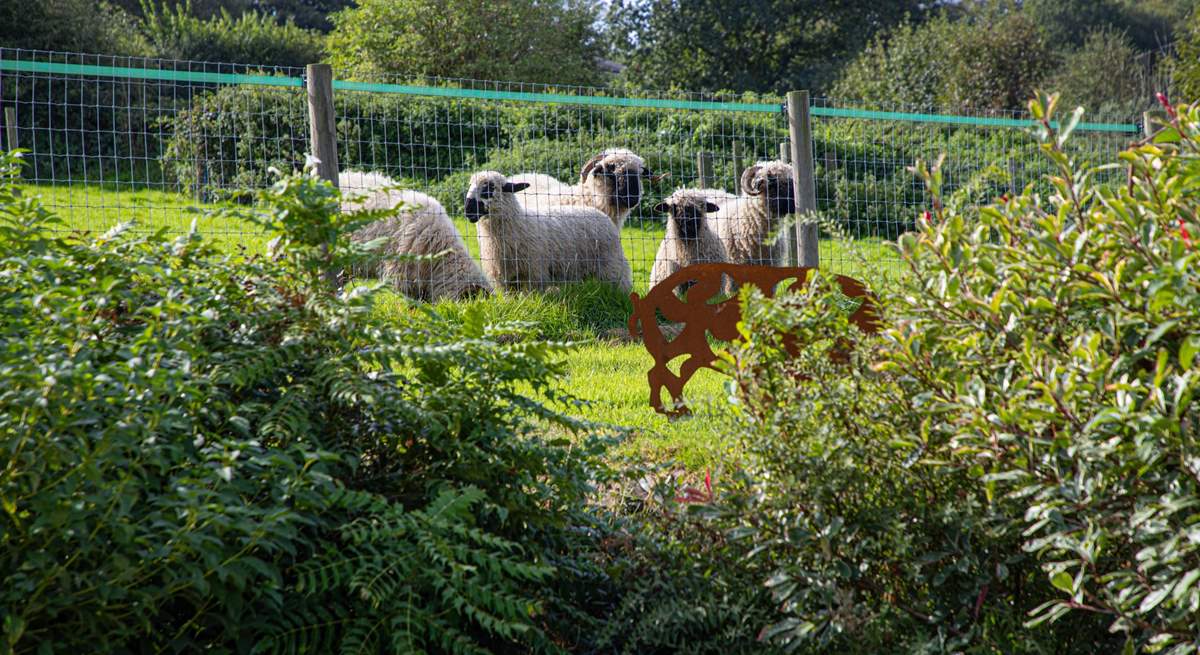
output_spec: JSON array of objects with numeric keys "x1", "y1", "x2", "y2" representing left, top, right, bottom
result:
[
  {"x1": 1143, "y1": 110, "x2": 1162, "y2": 140},
  {"x1": 787, "y1": 90, "x2": 818, "y2": 269},
  {"x1": 696, "y1": 151, "x2": 713, "y2": 188},
  {"x1": 731, "y1": 141, "x2": 744, "y2": 190},
  {"x1": 778, "y1": 141, "x2": 790, "y2": 163},
  {"x1": 306, "y1": 63, "x2": 340, "y2": 286},
  {"x1": 306, "y1": 63, "x2": 339, "y2": 184},
  {"x1": 4, "y1": 106, "x2": 16, "y2": 152}
]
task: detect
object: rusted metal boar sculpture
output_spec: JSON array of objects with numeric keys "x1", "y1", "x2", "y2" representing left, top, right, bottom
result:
[{"x1": 627, "y1": 263, "x2": 880, "y2": 416}]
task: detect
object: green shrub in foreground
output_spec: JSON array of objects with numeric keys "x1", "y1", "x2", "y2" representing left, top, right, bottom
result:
[
  {"x1": 713, "y1": 93, "x2": 1200, "y2": 653},
  {"x1": 0, "y1": 153, "x2": 612, "y2": 653}
]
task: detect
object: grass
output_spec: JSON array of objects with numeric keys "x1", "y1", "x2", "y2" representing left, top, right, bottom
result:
[{"x1": 21, "y1": 181, "x2": 902, "y2": 469}]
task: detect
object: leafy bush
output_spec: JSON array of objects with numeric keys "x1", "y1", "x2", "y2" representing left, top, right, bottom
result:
[
  {"x1": 0, "y1": 0, "x2": 151, "y2": 55},
  {"x1": 709, "y1": 94, "x2": 1200, "y2": 652},
  {"x1": 140, "y1": 0, "x2": 325, "y2": 67},
  {"x1": 327, "y1": 0, "x2": 604, "y2": 86},
  {"x1": 0, "y1": 151, "x2": 615, "y2": 653},
  {"x1": 1045, "y1": 28, "x2": 1147, "y2": 116}
]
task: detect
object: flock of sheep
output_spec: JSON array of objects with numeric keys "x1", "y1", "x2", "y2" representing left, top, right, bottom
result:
[{"x1": 338, "y1": 147, "x2": 797, "y2": 300}]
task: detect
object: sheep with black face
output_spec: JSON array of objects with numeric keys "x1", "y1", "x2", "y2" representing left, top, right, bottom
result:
[
  {"x1": 710, "y1": 160, "x2": 797, "y2": 266},
  {"x1": 339, "y1": 170, "x2": 491, "y2": 301},
  {"x1": 465, "y1": 170, "x2": 632, "y2": 292},
  {"x1": 511, "y1": 148, "x2": 657, "y2": 229},
  {"x1": 649, "y1": 188, "x2": 728, "y2": 296}
]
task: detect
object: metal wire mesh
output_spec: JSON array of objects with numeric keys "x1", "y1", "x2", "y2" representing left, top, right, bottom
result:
[{"x1": 0, "y1": 47, "x2": 1141, "y2": 297}]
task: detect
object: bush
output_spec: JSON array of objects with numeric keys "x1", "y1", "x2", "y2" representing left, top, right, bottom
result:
[
  {"x1": 140, "y1": 0, "x2": 325, "y2": 67},
  {"x1": 0, "y1": 151, "x2": 615, "y2": 652},
  {"x1": 1045, "y1": 28, "x2": 1147, "y2": 116},
  {"x1": 834, "y1": 13, "x2": 1054, "y2": 112},
  {"x1": 707, "y1": 94, "x2": 1200, "y2": 652},
  {"x1": 327, "y1": 0, "x2": 604, "y2": 86},
  {"x1": 0, "y1": 0, "x2": 151, "y2": 56}
]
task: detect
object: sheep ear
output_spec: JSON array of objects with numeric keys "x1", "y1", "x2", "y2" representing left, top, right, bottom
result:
[
  {"x1": 502, "y1": 182, "x2": 530, "y2": 193},
  {"x1": 740, "y1": 165, "x2": 763, "y2": 195},
  {"x1": 580, "y1": 153, "x2": 605, "y2": 182},
  {"x1": 704, "y1": 202, "x2": 721, "y2": 213},
  {"x1": 652, "y1": 202, "x2": 669, "y2": 214}
]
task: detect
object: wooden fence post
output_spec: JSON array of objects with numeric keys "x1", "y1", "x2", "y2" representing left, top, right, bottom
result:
[
  {"x1": 1143, "y1": 110, "x2": 1162, "y2": 140},
  {"x1": 696, "y1": 151, "x2": 713, "y2": 188},
  {"x1": 306, "y1": 63, "x2": 339, "y2": 184},
  {"x1": 4, "y1": 107, "x2": 17, "y2": 152},
  {"x1": 787, "y1": 90, "x2": 819, "y2": 269},
  {"x1": 306, "y1": 63, "x2": 340, "y2": 286},
  {"x1": 778, "y1": 141, "x2": 789, "y2": 163}
]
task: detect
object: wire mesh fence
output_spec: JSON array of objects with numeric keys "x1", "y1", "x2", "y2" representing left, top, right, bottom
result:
[{"x1": 0, "y1": 47, "x2": 1143, "y2": 297}]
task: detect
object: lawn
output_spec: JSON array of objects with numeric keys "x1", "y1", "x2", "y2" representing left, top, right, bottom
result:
[{"x1": 21, "y1": 181, "x2": 902, "y2": 469}]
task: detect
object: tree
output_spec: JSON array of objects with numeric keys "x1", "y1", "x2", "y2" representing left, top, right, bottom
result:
[
  {"x1": 0, "y1": 0, "x2": 150, "y2": 56},
  {"x1": 833, "y1": 11, "x2": 1053, "y2": 112},
  {"x1": 327, "y1": 0, "x2": 605, "y2": 86},
  {"x1": 1173, "y1": 7, "x2": 1200, "y2": 102},
  {"x1": 605, "y1": 0, "x2": 934, "y2": 95},
  {"x1": 1045, "y1": 28, "x2": 1147, "y2": 116}
]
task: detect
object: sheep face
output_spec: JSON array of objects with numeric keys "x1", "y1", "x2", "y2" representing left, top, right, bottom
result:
[
  {"x1": 654, "y1": 195, "x2": 720, "y2": 241},
  {"x1": 464, "y1": 171, "x2": 529, "y2": 223},
  {"x1": 582, "y1": 149, "x2": 653, "y2": 211},
  {"x1": 741, "y1": 162, "x2": 796, "y2": 217}
]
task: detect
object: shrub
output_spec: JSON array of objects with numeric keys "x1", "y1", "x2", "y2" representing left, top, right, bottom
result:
[
  {"x1": 140, "y1": 0, "x2": 325, "y2": 67},
  {"x1": 326, "y1": 0, "x2": 604, "y2": 86},
  {"x1": 1044, "y1": 28, "x2": 1147, "y2": 116},
  {"x1": 0, "y1": 0, "x2": 151, "y2": 56},
  {"x1": 711, "y1": 93, "x2": 1200, "y2": 652},
  {"x1": 0, "y1": 151, "x2": 614, "y2": 653}
]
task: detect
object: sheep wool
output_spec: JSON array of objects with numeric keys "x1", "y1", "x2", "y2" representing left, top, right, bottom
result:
[
  {"x1": 649, "y1": 188, "x2": 729, "y2": 296},
  {"x1": 465, "y1": 170, "x2": 632, "y2": 293},
  {"x1": 338, "y1": 170, "x2": 492, "y2": 301},
  {"x1": 511, "y1": 148, "x2": 653, "y2": 229},
  {"x1": 711, "y1": 160, "x2": 797, "y2": 267}
]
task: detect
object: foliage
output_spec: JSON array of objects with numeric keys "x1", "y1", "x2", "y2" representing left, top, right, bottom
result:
[
  {"x1": 834, "y1": 12, "x2": 1053, "y2": 111},
  {"x1": 326, "y1": 0, "x2": 604, "y2": 86},
  {"x1": 0, "y1": 0, "x2": 150, "y2": 55},
  {"x1": 712, "y1": 94, "x2": 1200, "y2": 652},
  {"x1": 605, "y1": 0, "x2": 931, "y2": 95},
  {"x1": 140, "y1": 0, "x2": 325, "y2": 67},
  {"x1": 831, "y1": 16, "x2": 958, "y2": 109},
  {"x1": 0, "y1": 151, "x2": 615, "y2": 653},
  {"x1": 1045, "y1": 28, "x2": 1147, "y2": 116},
  {"x1": 1173, "y1": 8, "x2": 1200, "y2": 102}
]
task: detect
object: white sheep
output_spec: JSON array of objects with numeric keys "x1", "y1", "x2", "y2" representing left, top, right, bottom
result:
[
  {"x1": 649, "y1": 189, "x2": 728, "y2": 296},
  {"x1": 338, "y1": 170, "x2": 492, "y2": 301},
  {"x1": 511, "y1": 148, "x2": 655, "y2": 229},
  {"x1": 710, "y1": 160, "x2": 796, "y2": 266},
  {"x1": 464, "y1": 170, "x2": 632, "y2": 293}
]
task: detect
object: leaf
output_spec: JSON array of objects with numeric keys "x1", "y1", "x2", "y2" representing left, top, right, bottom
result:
[
  {"x1": 1140, "y1": 585, "x2": 1173, "y2": 613},
  {"x1": 1181, "y1": 336, "x2": 1200, "y2": 369},
  {"x1": 1051, "y1": 571, "x2": 1074, "y2": 594}
]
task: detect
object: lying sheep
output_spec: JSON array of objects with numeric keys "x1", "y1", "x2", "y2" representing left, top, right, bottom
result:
[
  {"x1": 711, "y1": 161, "x2": 796, "y2": 266},
  {"x1": 511, "y1": 148, "x2": 655, "y2": 229},
  {"x1": 338, "y1": 170, "x2": 491, "y2": 301},
  {"x1": 465, "y1": 170, "x2": 632, "y2": 292},
  {"x1": 649, "y1": 189, "x2": 728, "y2": 296}
]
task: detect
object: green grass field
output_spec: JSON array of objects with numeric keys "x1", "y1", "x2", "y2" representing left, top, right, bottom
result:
[{"x1": 23, "y1": 181, "x2": 901, "y2": 468}]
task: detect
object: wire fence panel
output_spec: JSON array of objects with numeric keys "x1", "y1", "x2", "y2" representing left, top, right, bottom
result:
[{"x1": 0, "y1": 48, "x2": 1142, "y2": 297}]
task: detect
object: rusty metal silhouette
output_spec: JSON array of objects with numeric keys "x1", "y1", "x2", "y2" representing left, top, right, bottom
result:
[{"x1": 627, "y1": 263, "x2": 880, "y2": 416}]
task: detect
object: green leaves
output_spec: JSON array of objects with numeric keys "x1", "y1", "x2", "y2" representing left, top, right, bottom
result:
[{"x1": 0, "y1": 161, "x2": 610, "y2": 654}]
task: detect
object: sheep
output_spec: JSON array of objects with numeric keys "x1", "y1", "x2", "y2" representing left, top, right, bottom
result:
[
  {"x1": 464, "y1": 170, "x2": 632, "y2": 293},
  {"x1": 649, "y1": 188, "x2": 728, "y2": 296},
  {"x1": 511, "y1": 148, "x2": 656, "y2": 229},
  {"x1": 338, "y1": 170, "x2": 492, "y2": 301},
  {"x1": 710, "y1": 160, "x2": 796, "y2": 266}
]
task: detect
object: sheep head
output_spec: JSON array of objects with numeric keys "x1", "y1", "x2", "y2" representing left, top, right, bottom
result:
[
  {"x1": 653, "y1": 189, "x2": 721, "y2": 241},
  {"x1": 581, "y1": 148, "x2": 654, "y2": 211},
  {"x1": 740, "y1": 160, "x2": 796, "y2": 217},
  {"x1": 464, "y1": 171, "x2": 529, "y2": 223}
]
